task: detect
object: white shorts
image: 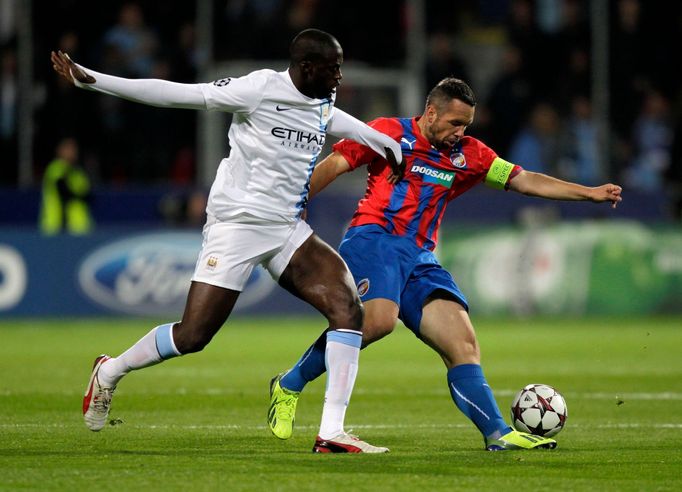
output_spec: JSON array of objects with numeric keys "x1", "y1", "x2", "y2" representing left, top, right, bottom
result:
[{"x1": 191, "y1": 217, "x2": 313, "y2": 291}]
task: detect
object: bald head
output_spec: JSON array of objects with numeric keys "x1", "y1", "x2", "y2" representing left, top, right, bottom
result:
[
  {"x1": 288, "y1": 29, "x2": 343, "y2": 99},
  {"x1": 289, "y1": 29, "x2": 342, "y2": 66}
]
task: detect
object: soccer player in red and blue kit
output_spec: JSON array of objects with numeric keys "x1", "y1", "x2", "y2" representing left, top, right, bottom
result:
[{"x1": 269, "y1": 78, "x2": 622, "y2": 451}]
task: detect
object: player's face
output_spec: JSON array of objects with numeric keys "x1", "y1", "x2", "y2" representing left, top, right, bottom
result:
[
  {"x1": 424, "y1": 98, "x2": 475, "y2": 151},
  {"x1": 306, "y1": 46, "x2": 343, "y2": 99}
]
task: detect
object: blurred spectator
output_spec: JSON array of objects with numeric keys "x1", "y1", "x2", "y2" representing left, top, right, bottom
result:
[
  {"x1": 39, "y1": 137, "x2": 94, "y2": 235},
  {"x1": 167, "y1": 23, "x2": 199, "y2": 173},
  {"x1": 217, "y1": 0, "x2": 290, "y2": 59},
  {"x1": 37, "y1": 31, "x2": 95, "y2": 168},
  {"x1": 484, "y1": 46, "x2": 532, "y2": 155},
  {"x1": 0, "y1": 0, "x2": 15, "y2": 46},
  {"x1": 125, "y1": 59, "x2": 179, "y2": 182},
  {"x1": 640, "y1": 1, "x2": 682, "y2": 100},
  {"x1": 505, "y1": 0, "x2": 554, "y2": 98},
  {"x1": 535, "y1": 0, "x2": 562, "y2": 34},
  {"x1": 554, "y1": 0, "x2": 590, "y2": 53},
  {"x1": 171, "y1": 21, "x2": 200, "y2": 82},
  {"x1": 425, "y1": 32, "x2": 470, "y2": 92},
  {"x1": 288, "y1": 0, "x2": 320, "y2": 31},
  {"x1": 102, "y1": 3, "x2": 159, "y2": 78},
  {"x1": 623, "y1": 90, "x2": 674, "y2": 192},
  {"x1": 557, "y1": 95, "x2": 601, "y2": 185},
  {"x1": 554, "y1": 47, "x2": 590, "y2": 112},
  {"x1": 216, "y1": 0, "x2": 403, "y2": 65},
  {"x1": 549, "y1": 0, "x2": 591, "y2": 108},
  {"x1": 508, "y1": 102, "x2": 562, "y2": 174},
  {"x1": 610, "y1": 0, "x2": 647, "y2": 141},
  {"x1": 96, "y1": 4, "x2": 171, "y2": 183},
  {"x1": 316, "y1": 0, "x2": 404, "y2": 65}
]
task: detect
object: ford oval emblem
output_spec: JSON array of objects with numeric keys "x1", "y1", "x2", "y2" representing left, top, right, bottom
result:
[{"x1": 78, "y1": 233, "x2": 276, "y2": 316}]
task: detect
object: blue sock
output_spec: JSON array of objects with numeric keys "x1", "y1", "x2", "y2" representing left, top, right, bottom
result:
[
  {"x1": 447, "y1": 364, "x2": 512, "y2": 439},
  {"x1": 280, "y1": 330, "x2": 329, "y2": 392},
  {"x1": 155, "y1": 323, "x2": 181, "y2": 359}
]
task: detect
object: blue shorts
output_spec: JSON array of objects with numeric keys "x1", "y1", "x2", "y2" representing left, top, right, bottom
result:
[{"x1": 338, "y1": 224, "x2": 468, "y2": 337}]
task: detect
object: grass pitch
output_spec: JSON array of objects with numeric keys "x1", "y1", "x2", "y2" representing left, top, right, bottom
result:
[{"x1": 1, "y1": 315, "x2": 681, "y2": 491}]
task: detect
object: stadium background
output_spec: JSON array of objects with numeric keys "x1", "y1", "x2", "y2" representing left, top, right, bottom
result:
[{"x1": 1, "y1": 0, "x2": 681, "y2": 317}]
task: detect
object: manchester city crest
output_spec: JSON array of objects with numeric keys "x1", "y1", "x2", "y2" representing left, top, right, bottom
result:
[{"x1": 320, "y1": 101, "x2": 331, "y2": 125}]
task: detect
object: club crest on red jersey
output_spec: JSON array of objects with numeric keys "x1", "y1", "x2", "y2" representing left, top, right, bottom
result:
[{"x1": 450, "y1": 150, "x2": 466, "y2": 168}]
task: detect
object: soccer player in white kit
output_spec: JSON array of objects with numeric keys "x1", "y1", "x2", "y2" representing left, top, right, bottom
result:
[{"x1": 51, "y1": 29, "x2": 403, "y2": 453}]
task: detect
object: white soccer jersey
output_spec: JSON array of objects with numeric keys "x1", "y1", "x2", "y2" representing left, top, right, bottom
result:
[
  {"x1": 199, "y1": 69, "x2": 335, "y2": 223},
  {"x1": 73, "y1": 64, "x2": 402, "y2": 224}
]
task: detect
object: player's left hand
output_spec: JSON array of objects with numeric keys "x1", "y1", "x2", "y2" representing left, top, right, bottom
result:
[
  {"x1": 593, "y1": 183, "x2": 623, "y2": 209},
  {"x1": 385, "y1": 147, "x2": 405, "y2": 184}
]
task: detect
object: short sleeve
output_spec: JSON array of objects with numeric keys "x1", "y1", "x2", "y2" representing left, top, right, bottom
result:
[
  {"x1": 332, "y1": 118, "x2": 401, "y2": 170},
  {"x1": 199, "y1": 69, "x2": 272, "y2": 113},
  {"x1": 468, "y1": 137, "x2": 498, "y2": 170},
  {"x1": 468, "y1": 138, "x2": 523, "y2": 189}
]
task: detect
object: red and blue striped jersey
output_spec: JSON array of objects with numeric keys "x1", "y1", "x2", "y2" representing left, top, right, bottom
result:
[{"x1": 333, "y1": 116, "x2": 522, "y2": 250}]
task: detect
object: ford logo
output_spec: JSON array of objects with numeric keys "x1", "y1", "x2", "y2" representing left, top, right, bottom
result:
[{"x1": 78, "y1": 233, "x2": 276, "y2": 316}]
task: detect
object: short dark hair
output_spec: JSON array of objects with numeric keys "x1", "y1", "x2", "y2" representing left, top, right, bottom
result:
[
  {"x1": 426, "y1": 78, "x2": 477, "y2": 110},
  {"x1": 289, "y1": 29, "x2": 341, "y2": 65}
]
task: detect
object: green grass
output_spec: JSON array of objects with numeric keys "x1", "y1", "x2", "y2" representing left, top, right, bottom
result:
[{"x1": 1, "y1": 316, "x2": 681, "y2": 491}]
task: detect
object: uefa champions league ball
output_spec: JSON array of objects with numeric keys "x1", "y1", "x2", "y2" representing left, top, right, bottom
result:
[{"x1": 511, "y1": 383, "x2": 568, "y2": 437}]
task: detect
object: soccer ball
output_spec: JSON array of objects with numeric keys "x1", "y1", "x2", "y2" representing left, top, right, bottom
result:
[{"x1": 511, "y1": 383, "x2": 567, "y2": 437}]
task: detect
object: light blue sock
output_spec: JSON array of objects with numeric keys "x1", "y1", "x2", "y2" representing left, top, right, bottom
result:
[
  {"x1": 155, "y1": 323, "x2": 181, "y2": 360},
  {"x1": 447, "y1": 364, "x2": 512, "y2": 439},
  {"x1": 280, "y1": 330, "x2": 328, "y2": 392}
]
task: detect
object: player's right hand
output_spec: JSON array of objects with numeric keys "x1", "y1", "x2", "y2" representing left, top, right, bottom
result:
[
  {"x1": 596, "y1": 183, "x2": 623, "y2": 209},
  {"x1": 385, "y1": 147, "x2": 405, "y2": 184},
  {"x1": 50, "y1": 50, "x2": 96, "y2": 85}
]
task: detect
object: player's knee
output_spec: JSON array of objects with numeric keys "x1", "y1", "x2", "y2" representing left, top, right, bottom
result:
[
  {"x1": 361, "y1": 321, "x2": 394, "y2": 345},
  {"x1": 183, "y1": 336, "x2": 211, "y2": 354},
  {"x1": 326, "y1": 294, "x2": 363, "y2": 330},
  {"x1": 459, "y1": 337, "x2": 480, "y2": 364},
  {"x1": 345, "y1": 296, "x2": 364, "y2": 330},
  {"x1": 361, "y1": 306, "x2": 396, "y2": 344},
  {"x1": 173, "y1": 322, "x2": 215, "y2": 354}
]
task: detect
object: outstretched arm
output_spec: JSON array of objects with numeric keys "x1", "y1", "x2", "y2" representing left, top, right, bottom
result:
[
  {"x1": 309, "y1": 151, "x2": 351, "y2": 199},
  {"x1": 50, "y1": 50, "x2": 207, "y2": 110},
  {"x1": 508, "y1": 170, "x2": 623, "y2": 208},
  {"x1": 327, "y1": 109, "x2": 405, "y2": 183}
]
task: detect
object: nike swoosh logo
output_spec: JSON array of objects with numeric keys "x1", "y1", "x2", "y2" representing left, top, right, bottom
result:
[{"x1": 276, "y1": 105, "x2": 292, "y2": 111}]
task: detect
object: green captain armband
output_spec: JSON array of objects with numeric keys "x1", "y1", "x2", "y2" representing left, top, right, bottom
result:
[{"x1": 485, "y1": 157, "x2": 515, "y2": 190}]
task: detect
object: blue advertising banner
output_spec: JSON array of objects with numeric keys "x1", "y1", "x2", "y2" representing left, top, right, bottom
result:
[{"x1": 0, "y1": 229, "x2": 316, "y2": 317}]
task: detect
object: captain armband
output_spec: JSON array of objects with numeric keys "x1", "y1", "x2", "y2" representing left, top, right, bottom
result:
[{"x1": 485, "y1": 157, "x2": 515, "y2": 190}]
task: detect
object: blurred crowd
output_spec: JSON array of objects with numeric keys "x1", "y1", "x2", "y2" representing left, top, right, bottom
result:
[
  {"x1": 1, "y1": 0, "x2": 681, "y2": 216},
  {"x1": 427, "y1": 0, "x2": 681, "y2": 203}
]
